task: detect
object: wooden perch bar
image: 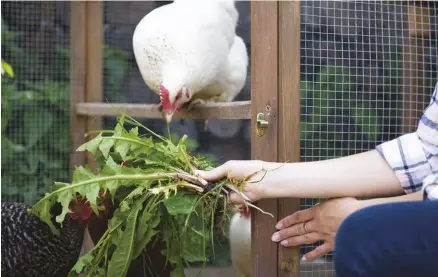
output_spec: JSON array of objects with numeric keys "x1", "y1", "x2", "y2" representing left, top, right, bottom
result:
[{"x1": 76, "y1": 101, "x2": 251, "y2": 120}]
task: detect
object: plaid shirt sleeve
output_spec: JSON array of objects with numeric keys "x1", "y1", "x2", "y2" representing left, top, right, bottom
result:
[{"x1": 376, "y1": 82, "x2": 438, "y2": 201}]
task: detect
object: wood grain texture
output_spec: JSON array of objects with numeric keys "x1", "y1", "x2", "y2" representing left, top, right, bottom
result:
[
  {"x1": 69, "y1": 1, "x2": 87, "y2": 174},
  {"x1": 76, "y1": 101, "x2": 251, "y2": 120},
  {"x1": 408, "y1": 4, "x2": 430, "y2": 37},
  {"x1": 251, "y1": 1, "x2": 279, "y2": 277},
  {"x1": 85, "y1": 1, "x2": 103, "y2": 137},
  {"x1": 82, "y1": 1, "x2": 106, "y2": 246},
  {"x1": 278, "y1": 1, "x2": 301, "y2": 276},
  {"x1": 401, "y1": 3, "x2": 432, "y2": 134}
]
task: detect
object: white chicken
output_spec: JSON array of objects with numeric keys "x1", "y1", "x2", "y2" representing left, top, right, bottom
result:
[
  {"x1": 229, "y1": 207, "x2": 252, "y2": 277},
  {"x1": 132, "y1": 0, "x2": 248, "y2": 124}
]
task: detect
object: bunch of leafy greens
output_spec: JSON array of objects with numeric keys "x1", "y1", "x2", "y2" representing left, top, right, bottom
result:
[{"x1": 28, "y1": 114, "x2": 235, "y2": 277}]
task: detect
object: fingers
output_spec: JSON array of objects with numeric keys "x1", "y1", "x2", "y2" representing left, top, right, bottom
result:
[
  {"x1": 276, "y1": 232, "x2": 321, "y2": 247},
  {"x1": 228, "y1": 192, "x2": 246, "y2": 204},
  {"x1": 275, "y1": 208, "x2": 314, "y2": 230},
  {"x1": 195, "y1": 162, "x2": 229, "y2": 181},
  {"x1": 302, "y1": 243, "x2": 333, "y2": 262},
  {"x1": 272, "y1": 220, "x2": 317, "y2": 242}
]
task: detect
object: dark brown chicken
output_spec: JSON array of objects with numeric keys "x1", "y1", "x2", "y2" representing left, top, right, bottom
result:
[
  {"x1": 1, "y1": 201, "x2": 85, "y2": 277},
  {"x1": 1, "y1": 193, "x2": 112, "y2": 277}
]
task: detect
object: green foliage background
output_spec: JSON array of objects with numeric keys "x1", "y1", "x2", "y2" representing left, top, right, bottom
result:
[{"x1": 1, "y1": 19, "x2": 134, "y2": 205}]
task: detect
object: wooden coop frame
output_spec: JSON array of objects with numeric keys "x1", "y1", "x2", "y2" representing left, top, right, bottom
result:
[{"x1": 68, "y1": 1, "x2": 433, "y2": 276}]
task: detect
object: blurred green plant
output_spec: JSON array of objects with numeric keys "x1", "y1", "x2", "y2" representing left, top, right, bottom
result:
[
  {"x1": 103, "y1": 45, "x2": 132, "y2": 103},
  {"x1": 1, "y1": 64, "x2": 71, "y2": 204},
  {"x1": 300, "y1": 56, "x2": 403, "y2": 161},
  {"x1": 299, "y1": 57, "x2": 404, "y2": 212},
  {"x1": 1, "y1": 19, "x2": 133, "y2": 205}
]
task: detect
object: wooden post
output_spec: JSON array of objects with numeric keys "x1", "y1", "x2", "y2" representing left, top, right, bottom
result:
[
  {"x1": 70, "y1": 1, "x2": 103, "y2": 173},
  {"x1": 85, "y1": 1, "x2": 103, "y2": 141},
  {"x1": 251, "y1": 1, "x2": 279, "y2": 277},
  {"x1": 401, "y1": 2, "x2": 431, "y2": 133},
  {"x1": 69, "y1": 0, "x2": 106, "y2": 245},
  {"x1": 278, "y1": 1, "x2": 301, "y2": 276},
  {"x1": 70, "y1": 1, "x2": 87, "y2": 173}
]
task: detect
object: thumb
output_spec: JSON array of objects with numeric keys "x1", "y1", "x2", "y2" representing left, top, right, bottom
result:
[{"x1": 195, "y1": 163, "x2": 229, "y2": 181}]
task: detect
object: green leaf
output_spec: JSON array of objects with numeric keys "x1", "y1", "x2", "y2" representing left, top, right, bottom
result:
[
  {"x1": 23, "y1": 106, "x2": 54, "y2": 148},
  {"x1": 72, "y1": 166, "x2": 96, "y2": 183},
  {"x1": 99, "y1": 137, "x2": 114, "y2": 158},
  {"x1": 107, "y1": 199, "x2": 142, "y2": 277},
  {"x1": 162, "y1": 227, "x2": 183, "y2": 265},
  {"x1": 77, "y1": 134, "x2": 103, "y2": 154},
  {"x1": 2, "y1": 60, "x2": 15, "y2": 77},
  {"x1": 132, "y1": 208, "x2": 161, "y2": 259},
  {"x1": 180, "y1": 225, "x2": 209, "y2": 262},
  {"x1": 19, "y1": 150, "x2": 39, "y2": 175},
  {"x1": 55, "y1": 189, "x2": 75, "y2": 223},
  {"x1": 114, "y1": 139, "x2": 130, "y2": 160},
  {"x1": 163, "y1": 192, "x2": 198, "y2": 216},
  {"x1": 170, "y1": 266, "x2": 185, "y2": 277},
  {"x1": 69, "y1": 248, "x2": 94, "y2": 276},
  {"x1": 114, "y1": 127, "x2": 142, "y2": 160},
  {"x1": 72, "y1": 166, "x2": 101, "y2": 214}
]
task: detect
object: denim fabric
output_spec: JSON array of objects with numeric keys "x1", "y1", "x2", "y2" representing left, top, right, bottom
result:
[{"x1": 334, "y1": 200, "x2": 438, "y2": 277}]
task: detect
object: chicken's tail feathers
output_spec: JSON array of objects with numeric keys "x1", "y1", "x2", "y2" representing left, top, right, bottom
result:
[
  {"x1": 219, "y1": 35, "x2": 249, "y2": 102},
  {"x1": 230, "y1": 36, "x2": 249, "y2": 66}
]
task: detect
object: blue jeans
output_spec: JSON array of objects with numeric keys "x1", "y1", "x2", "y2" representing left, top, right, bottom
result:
[{"x1": 334, "y1": 200, "x2": 438, "y2": 277}]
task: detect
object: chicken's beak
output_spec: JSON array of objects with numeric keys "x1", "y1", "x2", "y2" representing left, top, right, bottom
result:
[{"x1": 165, "y1": 112, "x2": 174, "y2": 124}]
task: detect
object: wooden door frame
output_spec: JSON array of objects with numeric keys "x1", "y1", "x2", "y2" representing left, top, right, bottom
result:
[{"x1": 251, "y1": 1, "x2": 301, "y2": 276}]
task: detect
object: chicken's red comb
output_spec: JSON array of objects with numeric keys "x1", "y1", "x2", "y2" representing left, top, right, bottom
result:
[
  {"x1": 243, "y1": 207, "x2": 251, "y2": 217},
  {"x1": 68, "y1": 196, "x2": 93, "y2": 223},
  {"x1": 160, "y1": 84, "x2": 172, "y2": 111}
]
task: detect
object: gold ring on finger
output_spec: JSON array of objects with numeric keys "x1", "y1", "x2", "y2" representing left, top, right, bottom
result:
[{"x1": 303, "y1": 221, "x2": 309, "y2": 234}]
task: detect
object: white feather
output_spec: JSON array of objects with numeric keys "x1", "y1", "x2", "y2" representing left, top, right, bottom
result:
[{"x1": 229, "y1": 212, "x2": 252, "y2": 277}]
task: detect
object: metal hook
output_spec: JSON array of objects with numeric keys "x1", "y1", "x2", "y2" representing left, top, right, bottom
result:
[{"x1": 256, "y1": 112, "x2": 269, "y2": 136}]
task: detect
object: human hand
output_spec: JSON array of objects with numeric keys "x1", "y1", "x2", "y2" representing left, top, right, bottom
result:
[
  {"x1": 196, "y1": 160, "x2": 277, "y2": 204},
  {"x1": 271, "y1": 197, "x2": 364, "y2": 261}
]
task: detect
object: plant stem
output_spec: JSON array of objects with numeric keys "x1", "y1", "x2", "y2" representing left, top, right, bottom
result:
[
  {"x1": 101, "y1": 136, "x2": 150, "y2": 146},
  {"x1": 33, "y1": 172, "x2": 199, "y2": 206}
]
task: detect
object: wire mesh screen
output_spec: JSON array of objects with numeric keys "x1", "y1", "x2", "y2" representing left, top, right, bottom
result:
[
  {"x1": 101, "y1": 0, "x2": 251, "y2": 270},
  {"x1": 2, "y1": 1, "x2": 437, "y2": 276},
  {"x1": 1, "y1": 1, "x2": 70, "y2": 205},
  {"x1": 300, "y1": 1, "x2": 437, "y2": 276}
]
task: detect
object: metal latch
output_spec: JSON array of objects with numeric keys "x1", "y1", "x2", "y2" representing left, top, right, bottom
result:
[{"x1": 256, "y1": 112, "x2": 269, "y2": 137}]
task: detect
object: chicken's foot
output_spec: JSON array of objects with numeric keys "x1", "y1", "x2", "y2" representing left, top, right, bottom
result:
[{"x1": 186, "y1": 98, "x2": 206, "y2": 112}]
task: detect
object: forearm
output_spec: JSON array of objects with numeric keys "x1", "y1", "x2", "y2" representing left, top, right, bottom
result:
[
  {"x1": 359, "y1": 191, "x2": 423, "y2": 209},
  {"x1": 261, "y1": 150, "x2": 403, "y2": 199}
]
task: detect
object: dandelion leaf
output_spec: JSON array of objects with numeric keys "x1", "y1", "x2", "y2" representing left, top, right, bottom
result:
[
  {"x1": 107, "y1": 199, "x2": 142, "y2": 277},
  {"x1": 163, "y1": 191, "x2": 198, "y2": 216}
]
